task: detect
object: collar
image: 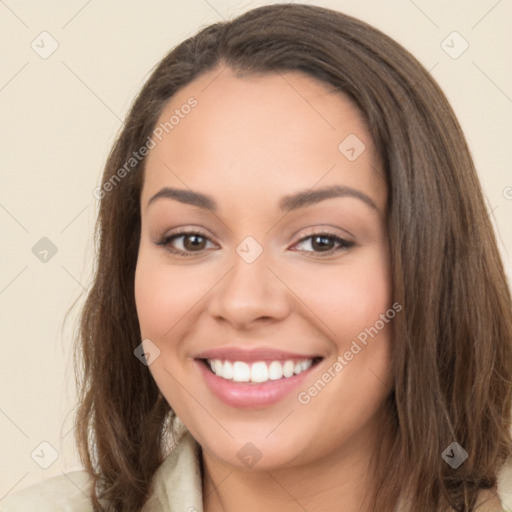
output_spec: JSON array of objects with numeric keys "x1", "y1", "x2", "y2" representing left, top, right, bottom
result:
[{"x1": 142, "y1": 427, "x2": 203, "y2": 512}]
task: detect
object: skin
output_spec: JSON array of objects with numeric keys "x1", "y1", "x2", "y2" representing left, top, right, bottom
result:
[{"x1": 134, "y1": 65, "x2": 395, "y2": 512}]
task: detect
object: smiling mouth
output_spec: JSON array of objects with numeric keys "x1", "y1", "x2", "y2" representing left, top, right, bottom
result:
[{"x1": 198, "y1": 357, "x2": 323, "y2": 384}]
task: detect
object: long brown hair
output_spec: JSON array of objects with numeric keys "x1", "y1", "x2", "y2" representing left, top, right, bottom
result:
[{"x1": 74, "y1": 4, "x2": 512, "y2": 511}]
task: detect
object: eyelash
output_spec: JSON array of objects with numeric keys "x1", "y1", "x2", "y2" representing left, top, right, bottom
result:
[{"x1": 154, "y1": 229, "x2": 355, "y2": 258}]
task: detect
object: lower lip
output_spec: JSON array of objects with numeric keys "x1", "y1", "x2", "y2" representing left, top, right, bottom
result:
[{"x1": 196, "y1": 359, "x2": 319, "y2": 408}]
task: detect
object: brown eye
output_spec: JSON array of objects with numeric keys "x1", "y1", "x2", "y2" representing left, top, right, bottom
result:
[
  {"x1": 181, "y1": 234, "x2": 207, "y2": 251},
  {"x1": 311, "y1": 235, "x2": 336, "y2": 251},
  {"x1": 292, "y1": 233, "x2": 354, "y2": 255},
  {"x1": 155, "y1": 230, "x2": 216, "y2": 256}
]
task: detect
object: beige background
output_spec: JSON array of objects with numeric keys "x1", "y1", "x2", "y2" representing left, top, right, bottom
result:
[{"x1": 1, "y1": 0, "x2": 511, "y2": 506}]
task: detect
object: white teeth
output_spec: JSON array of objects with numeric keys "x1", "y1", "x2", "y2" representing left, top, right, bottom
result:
[
  {"x1": 223, "y1": 360, "x2": 233, "y2": 380},
  {"x1": 300, "y1": 360, "x2": 312, "y2": 371},
  {"x1": 283, "y1": 360, "x2": 295, "y2": 378},
  {"x1": 232, "y1": 361, "x2": 250, "y2": 382},
  {"x1": 206, "y1": 358, "x2": 316, "y2": 383},
  {"x1": 250, "y1": 362, "x2": 268, "y2": 383},
  {"x1": 268, "y1": 361, "x2": 283, "y2": 380},
  {"x1": 213, "y1": 359, "x2": 223, "y2": 375}
]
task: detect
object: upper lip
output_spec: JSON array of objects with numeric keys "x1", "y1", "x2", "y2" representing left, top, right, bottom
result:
[{"x1": 194, "y1": 347, "x2": 323, "y2": 362}]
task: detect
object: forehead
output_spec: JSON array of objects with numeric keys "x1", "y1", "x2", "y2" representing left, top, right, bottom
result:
[{"x1": 142, "y1": 66, "x2": 385, "y2": 214}]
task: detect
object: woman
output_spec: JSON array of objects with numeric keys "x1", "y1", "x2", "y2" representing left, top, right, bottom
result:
[{"x1": 3, "y1": 3, "x2": 511, "y2": 511}]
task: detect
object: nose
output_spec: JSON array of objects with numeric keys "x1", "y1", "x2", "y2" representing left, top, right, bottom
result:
[{"x1": 206, "y1": 248, "x2": 291, "y2": 330}]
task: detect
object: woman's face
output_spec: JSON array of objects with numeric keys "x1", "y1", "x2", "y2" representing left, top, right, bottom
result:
[{"x1": 135, "y1": 67, "x2": 394, "y2": 470}]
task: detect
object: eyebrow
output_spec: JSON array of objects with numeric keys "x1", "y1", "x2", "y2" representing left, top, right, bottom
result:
[{"x1": 147, "y1": 185, "x2": 379, "y2": 212}]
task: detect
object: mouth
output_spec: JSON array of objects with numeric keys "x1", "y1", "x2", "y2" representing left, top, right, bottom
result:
[
  {"x1": 198, "y1": 357, "x2": 323, "y2": 384},
  {"x1": 194, "y1": 353, "x2": 324, "y2": 408}
]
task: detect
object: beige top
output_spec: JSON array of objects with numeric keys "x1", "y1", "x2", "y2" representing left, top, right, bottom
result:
[
  {"x1": 0, "y1": 429, "x2": 203, "y2": 512},
  {"x1": 1, "y1": 428, "x2": 509, "y2": 511}
]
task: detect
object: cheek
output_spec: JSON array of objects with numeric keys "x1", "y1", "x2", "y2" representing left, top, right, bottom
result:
[
  {"x1": 292, "y1": 252, "x2": 394, "y2": 449},
  {"x1": 294, "y1": 248, "x2": 392, "y2": 347},
  {"x1": 134, "y1": 248, "x2": 204, "y2": 415},
  {"x1": 134, "y1": 248, "x2": 207, "y2": 341}
]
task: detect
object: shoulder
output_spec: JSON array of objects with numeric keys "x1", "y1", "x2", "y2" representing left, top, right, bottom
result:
[
  {"x1": 0, "y1": 470, "x2": 94, "y2": 512},
  {"x1": 0, "y1": 429, "x2": 202, "y2": 512}
]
